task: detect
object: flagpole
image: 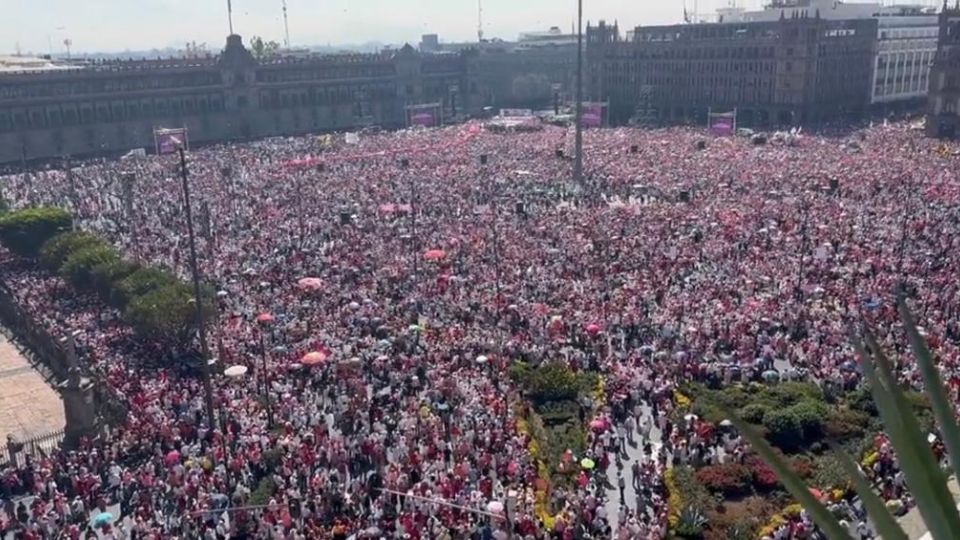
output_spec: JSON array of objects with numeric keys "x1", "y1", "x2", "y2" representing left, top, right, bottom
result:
[{"x1": 227, "y1": 0, "x2": 234, "y2": 35}]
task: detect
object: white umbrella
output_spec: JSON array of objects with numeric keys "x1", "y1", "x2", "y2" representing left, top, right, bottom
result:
[
  {"x1": 223, "y1": 365, "x2": 248, "y2": 379},
  {"x1": 487, "y1": 500, "x2": 505, "y2": 513},
  {"x1": 684, "y1": 413, "x2": 698, "y2": 422},
  {"x1": 476, "y1": 355, "x2": 488, "y2": 365},
  {"x1": 719, "y1": 419, "x2": 733, "y2": 427}
]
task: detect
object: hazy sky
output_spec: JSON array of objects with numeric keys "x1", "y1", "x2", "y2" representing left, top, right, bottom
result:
[{"x1": 2, "y1": 0, "x2": 773, "y2": 55}]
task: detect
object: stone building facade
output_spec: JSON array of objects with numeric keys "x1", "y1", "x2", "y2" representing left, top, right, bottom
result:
[
  {"x1": 927, "y1": 4, "x2": 960, "y2": 139},
  {"x1": 586, "y1": 15, "x2": 878, "y2": 127},
  {"x1": 0, "y1": 35, "x2": 481, "y2": 164}
]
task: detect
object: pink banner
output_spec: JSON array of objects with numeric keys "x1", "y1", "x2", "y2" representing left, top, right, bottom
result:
[
  {"x1": 156, "y1": 129, "x2": 187, "y2": 154},
  {"x1": 710, "y1": 117, "x2": 734, "y2": 136}
]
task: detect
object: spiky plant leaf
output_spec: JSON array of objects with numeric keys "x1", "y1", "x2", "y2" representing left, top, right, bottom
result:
[
  {"x1": 853, "y1": 334, "x2": 960, "y2": 540},
  {"x1": 832, "y1": 449, "x2": 907, "y2": 540},
  {"x1": 897, "y1": 298, "x2": 960, "y2": 487},
  {"x1": 720, "y1": 406, "x2": 852, "y2": 539}
]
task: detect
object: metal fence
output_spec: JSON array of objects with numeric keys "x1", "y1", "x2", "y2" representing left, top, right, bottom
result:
[{"x1": 0, "y1": 429, "x2": 65, "y2": 467}]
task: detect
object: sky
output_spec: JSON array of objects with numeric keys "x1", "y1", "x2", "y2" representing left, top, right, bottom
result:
[{"x1": 2, "y1": 0, "x2": 771, "y2": 55}]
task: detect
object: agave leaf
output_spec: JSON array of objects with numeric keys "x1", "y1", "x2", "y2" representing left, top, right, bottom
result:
[
  {"x1": 897, "y1": 298, "x2": 960, "y2": 487},
  {"x1": 853, "y1": 335, "x2": 960, "y2": 540},
  {"x1": 719, "y1": 406, "x2": 852, "y2": 539},
  {"x1": 832, "y1": 448, "x2": 907, "y2": 540}
]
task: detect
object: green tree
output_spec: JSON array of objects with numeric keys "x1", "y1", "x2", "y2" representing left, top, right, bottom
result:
[
  {"x1": 112, "y1": 267, "x2": 179, "y2": 310},
  {"x1": 90, "y1": 259, "x2": 141, "y2": 302},
  {"x1": 124, "y1": 283, "x2": 214, "y2": 347},
  {"x1": 249, "y1": 36, "x2": 281, "y2": 60},
  {"x1": 41, "y1": 231, "x2": 110, "y2": 271},
  {"x1": 0, "y1": 207, "x2": 72, "y2": 257},
  {"x1": 763, "y1": 409, "x2": 804, "y2": 452},
  {"x1": 60, "y1": 245, "x2": 120, "y2": 290}
]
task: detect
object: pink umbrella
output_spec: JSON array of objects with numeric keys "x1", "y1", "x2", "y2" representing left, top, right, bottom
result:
[
  {"x1": 589, "y1": 418, "x2": 606, "y2": 432},
  {"x1": 379, "y1": 203, "x2": 397, "y2": 214},
  {"x1": 507, "y1": 461, "x2": 519, "y2": 474},
  {"x1": 297, "y1": 277, "x2": 323, "y2": 292},
  {"x1": 256, "y1": 312, "x2": 274, "y2": 325},
  {"x1": 164, "y1": 450, "x2": 180, "y2": 466},
  {"x1": 301, "y1": 351, "x2": 329, "y2": 367},
  {"x1": 585, "y1": 323, "x2": 602, "y2": 335},
  {"x1": 424, "y1": 249, "x2": 446, "y2": 261}
]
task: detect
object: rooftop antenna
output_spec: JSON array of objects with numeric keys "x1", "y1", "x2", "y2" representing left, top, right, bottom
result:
[
  {"x1": 227, "y1": 0, "x2": 234, "y2": 35},
  {"x1": 282, "y1": 0, "x2": 291, "y2": 48},
  {"x1": 477, "y1": 0, "x2": 484, "y2": 42}
]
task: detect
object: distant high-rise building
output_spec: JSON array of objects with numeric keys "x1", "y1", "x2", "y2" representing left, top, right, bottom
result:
[
  {"x1": 420, "y1": 34, "x2": 440, "y2": 53},
  {"x1": 927, "y1": 3, "x2": 960, "y2": 138}
]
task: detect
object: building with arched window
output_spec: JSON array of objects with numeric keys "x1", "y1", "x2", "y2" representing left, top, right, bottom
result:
[{"x1": 0, "y1": 35, "x2": 481, "y2": 164}]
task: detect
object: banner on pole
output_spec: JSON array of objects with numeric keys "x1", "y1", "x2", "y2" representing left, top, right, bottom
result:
[{"x1": 154, "y1": 127, "x2": 189, "y2": 155}]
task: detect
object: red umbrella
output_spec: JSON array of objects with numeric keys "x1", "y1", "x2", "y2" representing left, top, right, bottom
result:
[
  {"x1": 256, "y1": 312, "x2": 274, "y2": 325},
  {"x1": 297, "y1": 277, "x2": 323, "y2": 292},
  {"x1": 424, "y1": 249, "x2": 446, "y2": 261},
  {"x1": 301, "y1": 351, "x2": 328, "y2": 367}
]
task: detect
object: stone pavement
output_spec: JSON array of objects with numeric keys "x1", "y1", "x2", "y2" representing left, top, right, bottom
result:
[
  {"x1": 0, "y1": 331, "x2": 64, "y2": 442},
  {"x1": 604, "y1": 400, "x2": 664, "y2": 533}
]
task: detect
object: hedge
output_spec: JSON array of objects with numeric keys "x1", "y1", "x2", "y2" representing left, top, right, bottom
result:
[
  {"x1": 39, "y1": 231, "x2": 108, "y2": 271},
  {"x1": 31, "y1": 228, "x2": 213, "y2": 350},
  {"x1": 0, "y1": 207, "x2": 72, "y2": 257},
  {"x1": 60, "y1": 245, "x2": 121, "y2": 290}
]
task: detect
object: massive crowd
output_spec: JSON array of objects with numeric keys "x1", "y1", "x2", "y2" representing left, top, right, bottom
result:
[{"x1": 0, "y1": 119, "x2": 957, "y2": 539}]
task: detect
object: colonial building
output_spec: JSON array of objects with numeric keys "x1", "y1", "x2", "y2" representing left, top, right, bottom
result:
[
  {"x1": 927, "y1": 3, "x2": 960, "y2": 138},
  {"x1": 0, "y1": 35, "x2": 481, "y2": 164},
  {"x1": 586, "y1": 15, "x2": 878, "y2": 127}
]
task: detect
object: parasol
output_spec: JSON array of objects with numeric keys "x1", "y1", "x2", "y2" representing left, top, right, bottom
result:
[
  {"x1": 223, "y1": 365, "x2": 248, "y2": 379},
  {"x1": 580, "y1": 458, "x2": 595, "y2": 470},
  {"x1": 424, "y1": 249, "x2": 446, "y2": 261},
  {"x1": 301, "y1": 351, "x2": 328, "y2": 367},
  {"x1": 92, "y1": 512, "x2": 114, "y2": 527},
  {"x1": 164, "y1": 450, "x2": 181, "y2": 466},
  {"x1": 256, "y1": 312, "x2": 274, "y2": 325},
  {"x1": 585, "y1": 322, "x2": 602, "y2": 335},
  {"x1": 297, "y1": 277, "x2": 323, "y2": 291},
  {"x1": 487, "y1": 500, "x2": 505, "y2": 513}
]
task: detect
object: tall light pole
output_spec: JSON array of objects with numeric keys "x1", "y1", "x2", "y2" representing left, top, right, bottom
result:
[
  {"x1": 178, "y1": 147, "x2": 217, "y2": 432},
  {"x1": 573, "y1": 0, "x2": 585, "y2": 185}
]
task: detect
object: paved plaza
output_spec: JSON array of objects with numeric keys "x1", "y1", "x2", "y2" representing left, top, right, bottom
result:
[{"x1": 0, "y1": 332, "x2": 64, "y2": 442}]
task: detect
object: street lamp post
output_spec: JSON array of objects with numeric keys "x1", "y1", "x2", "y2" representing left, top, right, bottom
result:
[
  {"x1": 256, "y1": 318, "x2": 276, "y2": 428},
  {"x1": 573, "y1": 0, "x2": 584, "y2": 185},
  {"x1": 178, "y1": 147, "x2": 217, "y2": 432}
]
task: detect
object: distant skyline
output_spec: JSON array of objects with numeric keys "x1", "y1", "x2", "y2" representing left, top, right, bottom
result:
[
  {"x1": 4, "y1": 0, "x2": 761, "y2": 55},
  {"x1": 3, "y1": 0, "x2": 941, "y2": 56}
]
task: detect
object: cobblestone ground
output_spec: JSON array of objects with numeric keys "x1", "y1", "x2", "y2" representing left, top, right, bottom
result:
[{"x1": 0, "y1": 332, "x2": 64, "y2": 442}]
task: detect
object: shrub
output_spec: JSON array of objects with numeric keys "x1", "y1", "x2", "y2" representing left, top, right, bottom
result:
[
  {"x1": 696, "y1": 463, "x2": 753, "y2": 497},
  {"x1": 0, "y1": 207, "x2": 72, "y2": 257},
  {"x1": 112, "y1": 267, "x2": 179, "y2": 309},
  {"x1": 90, "y1": 260, "x2": 141, "y2": 302},
  {"x1": 40, "y1": 231, "x2": 108, "y2": 271},
  {"x1": 520, "y1": 363, "x2": 581, "y2": 404},
  {"x1": 787, "y1": 400, "x2": 829, "y2": 441},
  {"x1": 791, "y1": 457, "x2": 814, "y2": 479},
  {"x1": 823, "y1": 408, "x2": 871, "y2": 440},
  {"x1": 763, "y1": 409, "x2": 804, "y2": 452},
  {"x1": 740, "y1": 403, "x2": 770, "y2": 424},
  {"x1": 124, "y1": 283, "x2": 214, "y2": 347},
  {"x1": 60, "y1": 245, "x2": 120, "y2": 290},
  {"x1": 745, "y1": 452, "x2": 785, "y2": 491}
]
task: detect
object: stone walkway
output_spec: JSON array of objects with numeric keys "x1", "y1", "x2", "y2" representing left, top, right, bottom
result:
[
  {"x1": 0, "y1": 331, "x2": 64, "y2": 442},
  {"x1": 603, "y1": 400, "x2": 664, "y2": 532}
]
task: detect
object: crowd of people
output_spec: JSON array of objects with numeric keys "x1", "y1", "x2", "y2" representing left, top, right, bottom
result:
[{"x1": 0, "y1": 119, "x2": 957, "y2": 539}]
